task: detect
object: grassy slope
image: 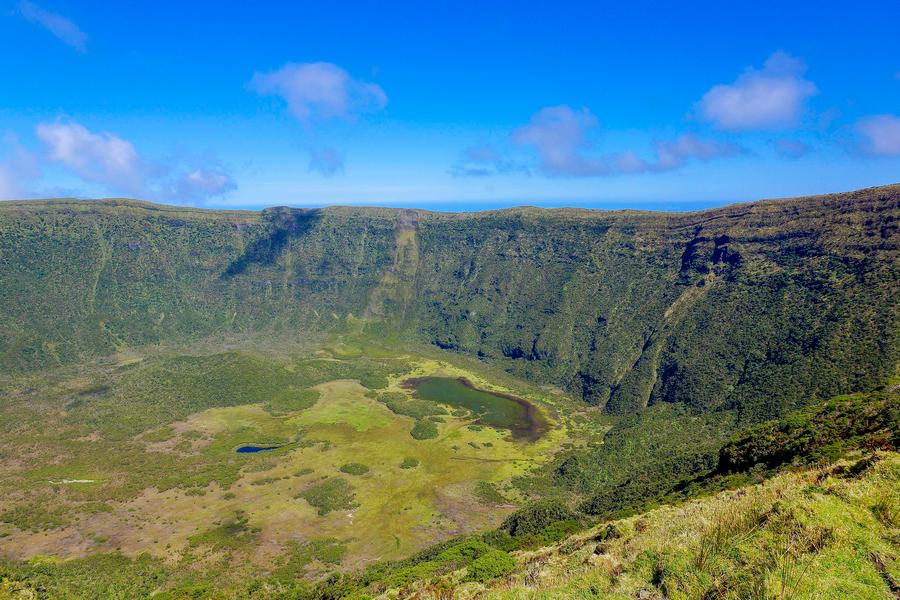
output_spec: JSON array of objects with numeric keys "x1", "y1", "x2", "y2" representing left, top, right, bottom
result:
[{"x1": 381, "y1": 451, "x2": 900, "y2": 600}]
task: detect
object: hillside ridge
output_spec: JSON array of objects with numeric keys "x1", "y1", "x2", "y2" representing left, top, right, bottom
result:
[
  {"x1": 3, "y1": 182, "x2": 899, "y2": 217},
  {"x1": 2, "y1": 184, "x2": 897, "y2": 425}
]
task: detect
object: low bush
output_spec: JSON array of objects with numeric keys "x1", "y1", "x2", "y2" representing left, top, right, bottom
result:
[
  {"x1": 340, "y1": 463, "x2": 370, "y2": 476},
  {"x1": 500, "y1": 499, "x2": 578, "y2": 537},
  {"x1": 297, "y1": 478, "x2": 358, "y2": 516},
  {"x1": 466, "y1": 550, "x2": 515, "y2": 582},
  {"x1": 410, "y1": 419, "x2": 438, "y2": 440}
]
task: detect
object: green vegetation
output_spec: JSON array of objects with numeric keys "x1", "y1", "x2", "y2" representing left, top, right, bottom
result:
[
  {"x1": 297, "y1": 478, "x2": 359, "y2": 516},
  {"x1": 0, "y1": 349, "x2": 562, "y2": 590},
  {"x1": 428, "y1": 452, "x2": 900, "y2": 599},
  {"x1": 5, "y1": 450, "x2": 894, "y2": 598},
  {"x1": 265, "y1": 388, "x2": 320, "y2": 416},
  {"x1": 376, "y1": 391, "x2": 446, "y2": 419},
  {"x1": 552, "y1": 403, "x2": 734, "y2": 517},
  {"x1": 188, "y1": 510, "x2": 257, "y2": 551},
  {"x1": 60, "y1": 351, "x2": 407, "y2": 440},
  {"x1": 0, "y1": 553, "x2": 169, "y2": 599},
  {"x1": 399, "y1": 457, "x2": 419, "y2": 469},
  {"x1": 0, "y1": 503, "x2": 68, "y2": 532},
  {"x1": 466, "y1": 549, "x2": 516, "y2": 582},
  {"x1": 499, "y1": 499, "x2": 578, "y2": 537},
  {"x1": 579, "y1": 387, "x2": 900, "y2": 518},
  {"x1": 409, "y1": 419, "x2": 438, "y2": 440},
  {"x1": 474, "y1": 481, "x2": 508, "y2": 505},
  {"x1": 339, "y1": 462, "x2": 370, "y2": 476},
  {"x1": 270, "y1": 538, "x2": 347, "y2": 581},
  {"x1": 0, "y1": 186, "x2": 897, "y2": 598},
  {"x1": 718, "y1": 389, "x2": 899, "y2": 472},
  {"x1": 2, "y1": 188, "x2": 896, "y2": 423}
]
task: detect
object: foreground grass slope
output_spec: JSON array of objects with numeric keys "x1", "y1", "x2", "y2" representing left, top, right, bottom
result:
[
  {"x1": 399, "y1": 451, "x2": 899, "y2": 600},
  {"x1": 2, "y1": 186, "x2": 897, "y2": 426}
]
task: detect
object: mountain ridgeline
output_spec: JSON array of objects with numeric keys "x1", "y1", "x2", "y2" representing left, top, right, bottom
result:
[{"x1": 1, "y1": 185, "x2": 898, "y2": 423}]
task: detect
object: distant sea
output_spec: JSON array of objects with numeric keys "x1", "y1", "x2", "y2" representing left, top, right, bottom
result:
[{"x1": 225, "y1": 199, "x2": 731, "y2": 213}]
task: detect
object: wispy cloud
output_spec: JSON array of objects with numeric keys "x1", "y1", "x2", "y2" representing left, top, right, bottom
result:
[
  {"x1": 250, "y1": 62, "x2": 387, "y2": 123},
  {"x1": 450, "y1": 144, "x2": 528, "y2": 177},
  {"x1": 855, "y1": 114, "x2": 900, "y2": 156},
  {"x1": 509, "y1": 105, "x2": 741, "y2": 177},
  {"x1": 699, "y1": 51, "x2": 817, "y2": 131},
  {"x1": 165, "y1": 167, "x2": 236, "y2": 201},
  {"x1": 18, "y1": 1, "x2": 87, "y2": 52},
  {"x1": 648, "y1": 135, "x2": 744, "y2": 170},
  {"x1": 35, "y1": 120, "x2": 237, "y2": 202},
  {"x1": 512, "y1": 106, "x2": 600, "y2": 176},
  {"x1": 308, "y1": 147, "x2": 345, "y2": 177}
]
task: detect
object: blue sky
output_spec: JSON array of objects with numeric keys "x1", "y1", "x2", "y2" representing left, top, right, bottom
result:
[{"x1": 1, "y1": 0, "x2": 899, "y2": 210}]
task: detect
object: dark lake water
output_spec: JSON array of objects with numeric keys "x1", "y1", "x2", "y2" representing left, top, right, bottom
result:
[
  {"x1": 236, "y1": 445, "x2": 281, "y2": 453},
  {"x1": 402, "y1": 376, "x2": 546, "y2": 441}
]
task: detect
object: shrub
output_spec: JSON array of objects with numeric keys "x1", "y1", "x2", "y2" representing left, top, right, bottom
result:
[
  {"x1": 717, "y1": 391, "x2": 899, "y2": 473},
  {"x1": 400, "y1": 457, "x2": 419, "y2": 469},
  {"x1": 474, "y1": 481, "x2": 507, "y2": 505},
  {"x1": 297, "y1": 478, "x2": 358, "y2": 516},
  {"x1": 340, "y1": 463, "x2": 370, "y2": 476},
  {"x1": 466, "y1": 550, "x2": 515, "y2": 582},
  {"x1": 500, "y1": 499, "x2": 578, "y2": 537},
  {"x1": 410, "y1": 419, "x2": 438, "y2": 440},
  {"x1": 437, "y1": 539, "x2": 492, "y2": 566}
]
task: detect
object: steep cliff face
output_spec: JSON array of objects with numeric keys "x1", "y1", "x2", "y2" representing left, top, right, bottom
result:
[
  {"x1": 409, "y1": 186, "x2": 899, "y2": 420},
  {"x1": 1, "y1": 185, "x2": 898, "y2": 422}
]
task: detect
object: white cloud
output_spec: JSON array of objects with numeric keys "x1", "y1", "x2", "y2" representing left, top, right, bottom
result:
[
  {"x1": 856, "y1": 114, "x2": 900, "y2": 156},
  {"x1": 510, "y1": 106, "x2": 740, "y2": 177},
  {"x1": 699, "y1": 51, "x2": 817, "y2": 131},
  {"x1": 450, "y1": 144, "x2": 529, "y2": 177},
  {"x1": 308, "y1": 147, "x2": 345, "y2": 177},
  {"x1": 512, "y1": 106, "x2": 603, "y2": 176},
  {"x1": 18, "y1": 1, "x2": 87, "y2": 52},
  {"x1": 37, "y1": 121, "x2": 146, "y2": 194},
  {"x1": 250, "y1": 62, "x2": 387, "y2": 123},
  {"x1": 168, "y1": 167, "x2": 237, "y2": 201},
  {"x1": 35, "y1": 120, "x2": 237, "y2": 202},
  {"x1": 651, "y1": 135, "x2": 743, "y2": 170}
]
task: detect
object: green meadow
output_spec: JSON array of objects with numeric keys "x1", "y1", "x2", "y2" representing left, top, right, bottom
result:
[{"x1": 0, "y1": 334, "x2": 567, "y2": 580}]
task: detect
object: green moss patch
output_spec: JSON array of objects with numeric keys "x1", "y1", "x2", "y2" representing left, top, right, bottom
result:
[{"x1": 297, "y1": 478, "x2": 358, "y2": 516}]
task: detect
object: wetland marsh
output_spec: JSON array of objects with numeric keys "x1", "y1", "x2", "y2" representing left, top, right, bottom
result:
[{"x1": 0, "y1": 340, "x2": 565, "y2": 581}]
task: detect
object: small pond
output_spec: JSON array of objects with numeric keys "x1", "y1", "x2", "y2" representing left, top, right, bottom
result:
[
  {"x1": 236, "y1": 445, "x2": 282, "y2": 453},
  {"x1": 402, "y1": 377, "x2": 546, "y2": 441}
]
